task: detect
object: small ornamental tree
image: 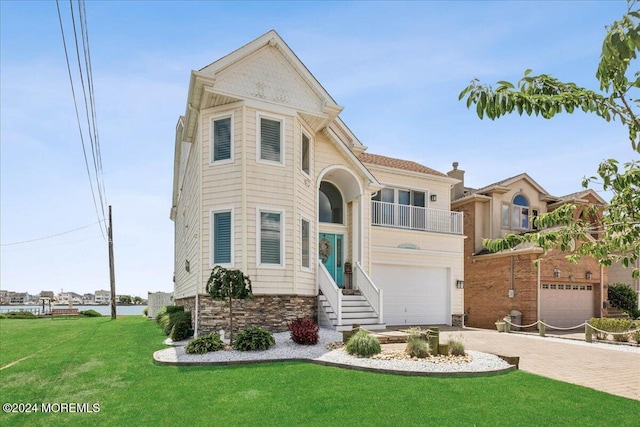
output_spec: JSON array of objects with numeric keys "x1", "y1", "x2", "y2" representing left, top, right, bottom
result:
[{"x1": 206, "y1": 266, "x2": 252, "y2": 341}]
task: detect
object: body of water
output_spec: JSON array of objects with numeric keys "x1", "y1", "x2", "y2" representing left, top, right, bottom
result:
[{"x1": 0, "y1": 304, "x2": 147, "y2": 316}]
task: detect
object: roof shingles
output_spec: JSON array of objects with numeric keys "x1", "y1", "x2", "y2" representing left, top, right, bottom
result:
[{"x1": 358, "y1": 153, "x2": 446, "y2": 177}]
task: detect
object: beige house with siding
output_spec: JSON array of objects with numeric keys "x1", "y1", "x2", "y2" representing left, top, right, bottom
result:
[{"x1": 171, "y1": 30, "x2": 464, "y2": 335}]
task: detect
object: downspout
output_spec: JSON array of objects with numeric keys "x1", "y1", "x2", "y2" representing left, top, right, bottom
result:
[
  {"x1": 292, "y1": 119, "x2": 298, "y2": 294},
  {"x1": 510, "y1": 256, "x2": 514, "y2": 294},
  {"x1": 600, "y1": 264, "x2": 605, "y2": 318},
  {"x1": 195, "y1": 111, "x2": 202, "y2": 338},
  {"x1": 536, "y1": 258, "x2": 541, "y2": 326},
  {"x1": 242, "y1": 105, "x2": 247, "y2": 272}
]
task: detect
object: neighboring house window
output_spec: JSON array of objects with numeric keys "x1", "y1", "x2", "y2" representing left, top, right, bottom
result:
[
  {"x1": 501, "y1": 204, "x2": 510, "y2": 228},
  {"x1": 211, "y1": 116, "x2": 232, "y2": 162},
  {"x1": 512, "y1": 195, "x2": 529, "y2": 229},
  {"x1": 319, "y1": 182, "x2": 343, "y2": 224},
  {"x1": 260, "y1": 210, "x2": 283, "y2": 265},
  {"x1": 301, "y1": 218, "x2": 310, "y2": 269},
  {"x1": 211, "y1": 209, "x2": 233, "y2": 266},
  {"x1": 301, "y1": 132, "x2": 310, "y2": 175},
  {"x1": 259, "y1": 116, "x2": 283, "y2": 164}
]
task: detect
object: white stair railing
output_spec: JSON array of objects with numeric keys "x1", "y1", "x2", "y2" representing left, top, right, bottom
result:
[
  {"x1": 317, "y1": 260, "x2": 342, "y2": 326},
  {"x1": 354, "y1": 262, "x2": 383, "y2": 324}
]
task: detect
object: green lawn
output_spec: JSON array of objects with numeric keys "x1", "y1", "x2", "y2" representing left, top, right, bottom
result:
[{"x1": 0, "y1": 317, "x2": 637, "y2": 427}]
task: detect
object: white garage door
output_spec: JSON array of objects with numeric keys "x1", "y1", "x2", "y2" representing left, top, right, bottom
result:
[
  {"x1": 372, "y1": 264, "x2": 449, "y2": 326},
  {"x1": 540, "y1": 283, "x2": 594, "y2": 328}
]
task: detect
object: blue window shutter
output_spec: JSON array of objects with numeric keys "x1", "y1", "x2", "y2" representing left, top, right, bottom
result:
[
  {"x1": 260, "y1": 212, "x2": 281, "y2": 264},
  {"x1": 260, "y1": 118, "x2": 281, "y2": 162},
  {"x1": 213, "y1": 118, "x2": 231, "y2": 161},
  {"x1": 214, "y1": 211, "x2": 231, "y2": 264}
]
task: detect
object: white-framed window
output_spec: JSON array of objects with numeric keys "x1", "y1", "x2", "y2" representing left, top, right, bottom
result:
[
  {"x1": 258, "y1": 208, "x2": 284, "y2": 267},
  {"x1": 512, "y1": 195, "x2": 529, "y2": 229},
  {"x1": 371, "y1": 187, "x2": 426, "y2": 227},
  {"x1": 210, "y1": 208, "x2": 233, "y2": 267},
  {"x1": 301, "y1": 131, "x2": 310, "y2": 175},
  {"x1": 210, "y1": 114, "x2": 233, "y2": 163},
  {"x1": 501, "y1": 195, "x2": 532, "y2": 230},
  {"x1": 301, "y1": 217, "x2": 311, "y2": 269},
  {"x1": 257, "y1": 113, "x2": 284, "y2": 165}
]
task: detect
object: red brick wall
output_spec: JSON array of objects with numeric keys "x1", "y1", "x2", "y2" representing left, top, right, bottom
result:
[{"x1": 464, "y1": 252, "x2": 539, "y2": 329}]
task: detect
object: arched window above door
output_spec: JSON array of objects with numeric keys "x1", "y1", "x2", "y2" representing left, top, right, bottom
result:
[{"x1": 319, "y1": 182, "x2": 343, "y2": 224}]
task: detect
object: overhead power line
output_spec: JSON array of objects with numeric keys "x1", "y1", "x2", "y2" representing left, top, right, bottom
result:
[
  {"x1": 0, "y1": 221, "x2": 103, "y2": 247},
  {"x1": 56, "y1": 0, "x2": 107, "y2": 238}
]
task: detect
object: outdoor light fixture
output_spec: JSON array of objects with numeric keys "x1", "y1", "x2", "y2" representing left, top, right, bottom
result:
[
  {"x1": 185, "y1": 260, "x2": 190, "y2": 273},
  {"x1": 430, "y1": 194, "x2": 438, "y2": 202},
  {"x1": 553, "y1": 268, "x2": 560, "y2": 278},
  {"x1": 456, "y1": 280, "x2": 465, "y2": 289},
  {"x1": 586, "y1": 271, "x2": 592, "y2": 280}
]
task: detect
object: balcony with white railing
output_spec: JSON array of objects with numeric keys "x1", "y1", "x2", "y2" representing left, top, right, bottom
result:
[{"x1": 371, "y1": 201, "x2": 463, "y2": 235}]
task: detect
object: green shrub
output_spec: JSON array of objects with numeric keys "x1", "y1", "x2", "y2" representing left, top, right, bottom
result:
[
  {"x1": 232, "y1": 326, "x2": 275, "y2": 351},
  {"x1": 80, "y1": 309, "x2": 102, "y2": 317},
  {"x1": 165, "y1": 305, "x2": 185, "y2": 314},
  {"x1": 448, "y1": 339, "x2": 466, "y2": 356},
  {"x1": 155, "y1": 306, "x2": 167, "y2": 323},
  {"x1": 632, "y1": 322, "x2": 640, "y2": 343},
  {"x1": 589, "y1": 317, "x2": 635, "y2": 341},
  {"x1": 165, "y1": 310, "x2": 191, "y2": 336},
  {"x1": 405, "y1": 335, "x2": 429, "y2": 358},
  {"x1": 0, "y1": 314, "x2": 5, "y2": 319},
  {"x1": 345, "y1": 330, "x2": 381, "y2": 358},
  {"x1": 155, "y1": 305, "x2": 183, "y2": 324},
  {"x1": 170, "y1": 312, "x2": 192, "y2": 341},
  {"x1": 608, "y1": 283, "x2": 638, "y2": 313},
  {"x1": 185, "y1": 333, "x2": 225, "y2": 354},
  {"x1": 588, "y1": 318, "x2": 610, "y2": 340},
  {"x1": 143, "y1": 307, "x2": 148, "y2": 317},
  {"x1": 2, "y1": 311, "x2": 38, "y2": 319},
  {"x1": 158, "y1": 313, "x2": 170, "y2": 332},
  {"x1": 609, "y1": 318, "x2": 634, "y2": 342}
]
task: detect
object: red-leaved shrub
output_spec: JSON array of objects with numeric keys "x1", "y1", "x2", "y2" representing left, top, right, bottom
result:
[{"x1": 288, "y1": 317, "x2": 319, "y2": 345}]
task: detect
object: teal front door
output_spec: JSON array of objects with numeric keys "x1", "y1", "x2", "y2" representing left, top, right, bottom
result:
[{"x1": 319, "y1": 233, "x2": 344, "y2": 287}]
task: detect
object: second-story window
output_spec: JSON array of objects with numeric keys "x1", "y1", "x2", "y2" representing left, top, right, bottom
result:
[
  {"x1": 502, "y1": 195, "x2": 530, "y2": 230},
  {"x1": 260, "y1": 117, "x2": 282, "y2": 163},
  {"x1": 212, "y1": 116, "x2": 232, "y2": 162},
  {"x1": 512, "y1": 195, "x2": 529, "y2": 229},
  {"x1": 301, "y1": 132, "x2": 310, "y2": 175}
]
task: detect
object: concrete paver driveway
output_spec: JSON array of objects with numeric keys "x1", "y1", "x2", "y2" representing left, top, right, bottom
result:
[{"x1": 439, "y1": 329, "x2": 640, "y2": 401}]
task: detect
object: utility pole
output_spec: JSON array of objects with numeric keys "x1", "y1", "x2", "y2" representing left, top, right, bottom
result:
[{"x1": 108, "y1": 205, "x2": 116, "y2": 320}]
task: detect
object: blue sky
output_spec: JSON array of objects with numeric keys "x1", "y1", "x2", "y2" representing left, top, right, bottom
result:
[{"x1": 1, "y1": 1, "x2": 636, "y2": 298}]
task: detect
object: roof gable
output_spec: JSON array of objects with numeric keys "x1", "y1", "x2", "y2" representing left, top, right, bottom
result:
[{"x1": 197, "y1": 30, "x2": 341, "y2": 117}]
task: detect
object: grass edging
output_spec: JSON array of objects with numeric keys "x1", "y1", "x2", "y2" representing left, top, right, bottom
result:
[{"x1": 153, "y1": 351, "x2": 518, "y2": 377}]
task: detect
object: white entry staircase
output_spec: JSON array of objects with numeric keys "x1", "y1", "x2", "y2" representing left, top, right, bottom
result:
[{"x1": 317, "y1": 260, "x2": 385, "y2": 332}]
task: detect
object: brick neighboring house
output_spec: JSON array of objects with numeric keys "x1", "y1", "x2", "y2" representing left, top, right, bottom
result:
[{"x1": 449, "y1": 163, "x2": 608, "y2": 329}]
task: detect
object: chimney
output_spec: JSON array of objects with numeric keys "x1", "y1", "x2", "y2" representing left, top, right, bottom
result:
[{"x1": 447, "y1": 161, "x2": 465, "y2": 200}]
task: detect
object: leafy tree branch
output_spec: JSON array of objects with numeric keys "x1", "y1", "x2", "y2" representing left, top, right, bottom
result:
[{"x1": 461, "y1": 1, "x2": 640, "y2": 279}]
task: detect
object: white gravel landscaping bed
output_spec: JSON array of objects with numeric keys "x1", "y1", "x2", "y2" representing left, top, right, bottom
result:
[
  {"x1": 153, "y1": 328, "x2": 513, "y2": 374},
  {"x1": 316, "y1": 349, "x2": 510, "y2": 373}
]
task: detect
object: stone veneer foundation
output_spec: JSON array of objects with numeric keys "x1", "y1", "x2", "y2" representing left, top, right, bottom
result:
[{"x1": 175, "y1": 294, "x2": 317, "y2": 336}]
